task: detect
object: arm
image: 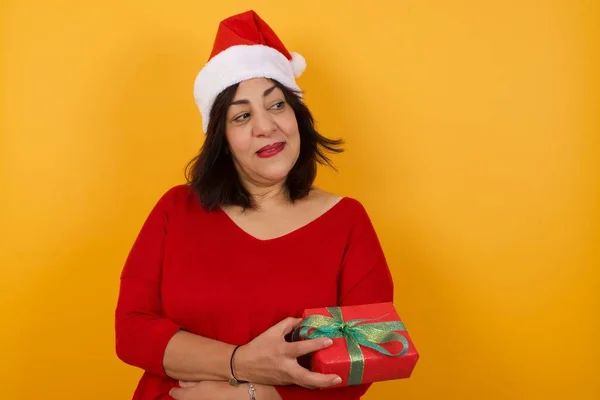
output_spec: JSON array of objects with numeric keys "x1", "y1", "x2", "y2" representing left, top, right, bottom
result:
[
  {"x1": 170, "y1": 381, "x2": 284, "y2": 400},
  {"x1": 274, "y1": 201, "x2": 395, "y2": 400},
  {"x1": 115, "y1": 188, "x2": 239, "y2": 381},
  {"x1": 115, "y1": 187, "x2": 340, "y2": 387}
]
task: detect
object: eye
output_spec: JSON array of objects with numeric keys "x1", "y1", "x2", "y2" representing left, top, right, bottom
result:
[
  {"x1": 233, "y1": 112, "x2": 250, "y2": 122},
  {"x1": 270, "y1": 101, "x2": 285, "y2": 110}
]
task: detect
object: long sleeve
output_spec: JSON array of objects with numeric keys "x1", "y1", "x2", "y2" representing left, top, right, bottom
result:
[
  {"x1": 275, "y1": 200, "x2": 394, "y2": 400},
  {"x1": 114, "y1": 188, "x2": 182, "y2": 378}
]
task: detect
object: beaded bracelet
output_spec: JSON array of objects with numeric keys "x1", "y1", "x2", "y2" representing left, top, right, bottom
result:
[{"x1": 247, "y1": 382, "x2": 256, "y2": 400}]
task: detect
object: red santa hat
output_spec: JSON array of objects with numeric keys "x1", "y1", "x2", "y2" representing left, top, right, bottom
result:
[{"x1": 194, "y1": 10, "x2": 306, "y2": 133}]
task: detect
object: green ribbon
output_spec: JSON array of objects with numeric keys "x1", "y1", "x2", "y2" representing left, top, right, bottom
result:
[{"x1": 292, "y1": 307, "x2": 409, "y2": 386}]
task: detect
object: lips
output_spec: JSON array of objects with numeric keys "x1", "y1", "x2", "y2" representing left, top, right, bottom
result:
[
  {"x1": 256, "y1": 142, "x2": 285, "y2": 158},
  {"x1": 257, "y1": 142, "x2": 284, "y2": 153}
]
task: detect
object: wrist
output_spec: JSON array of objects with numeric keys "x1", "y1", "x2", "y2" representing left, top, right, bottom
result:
[
  {"x1": 231, "y1": 344, "x2": 252, "y2": 383},
  {"x1": 254, "y1": 384, "x2": 281, "y2": 400},
  {"x1": 230, "y1": 383, "x2": 252, "y2": 400},
  {"x1": 230, "y1": 383, "x2": 260, "y2": 400}
]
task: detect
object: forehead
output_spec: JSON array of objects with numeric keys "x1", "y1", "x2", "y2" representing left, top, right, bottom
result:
[{"x1": 233, "y1": 78, "x2": 281, "y2": 100}]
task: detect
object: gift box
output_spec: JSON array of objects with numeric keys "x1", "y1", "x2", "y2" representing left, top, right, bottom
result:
[{"x1": 291, "y1": 302, "x2": 419, "y2": 388}]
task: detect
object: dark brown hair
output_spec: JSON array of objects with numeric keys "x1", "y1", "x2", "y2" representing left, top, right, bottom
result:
[{"x1": 185, "y1": 79, "x2": 343, "y2": 210}]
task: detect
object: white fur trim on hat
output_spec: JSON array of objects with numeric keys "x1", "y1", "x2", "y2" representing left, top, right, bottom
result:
[
  {"x1": 290, "y1": 52, "x2": 306, "y2": 77},
  {"x1": 194, "y1": 44, "x2": 303, "y2": 134}
]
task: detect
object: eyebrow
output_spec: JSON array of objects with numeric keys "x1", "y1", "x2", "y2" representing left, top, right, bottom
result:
[{"x1": 229, "y1": 84, "x2": 277, "y2": 106}]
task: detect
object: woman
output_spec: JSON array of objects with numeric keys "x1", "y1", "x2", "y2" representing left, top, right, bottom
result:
[{"x1": 115, "y1": 9, "x2": 395, "y2": 400}]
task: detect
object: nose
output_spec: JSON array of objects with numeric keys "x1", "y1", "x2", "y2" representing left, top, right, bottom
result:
[{"x1": 251, "y1": 108, "x2": 276, "y2": 136}]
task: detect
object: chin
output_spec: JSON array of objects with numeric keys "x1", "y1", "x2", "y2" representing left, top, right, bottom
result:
[
  {"x1": 262, "y1": 171, "x2": 290, "y2": 183},
  {"x1": 260, "y1": 165, "x2": 293, "y2": 182}
]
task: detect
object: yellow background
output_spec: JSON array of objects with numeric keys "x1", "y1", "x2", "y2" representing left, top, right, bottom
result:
[{"x1": 1, "y1": 1, "x2": 598, "y2": 399}]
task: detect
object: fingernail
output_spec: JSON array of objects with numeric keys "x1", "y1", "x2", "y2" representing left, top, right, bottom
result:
[
  {"x1": 323, "y1": 338, "x2": 333, "y2": 346},
  {"x1": 333, "y1": 377, "x2": 342, "y2": 385}
]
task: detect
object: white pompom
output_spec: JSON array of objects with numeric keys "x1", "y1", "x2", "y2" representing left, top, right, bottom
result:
[{"x1": 290, "y1": 52, "x2": 306, "y2": 78}]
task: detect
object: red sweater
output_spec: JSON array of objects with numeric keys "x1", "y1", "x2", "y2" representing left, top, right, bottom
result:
[{"x1": 115, "y1": 185, "x2": 394, "y2": 399}]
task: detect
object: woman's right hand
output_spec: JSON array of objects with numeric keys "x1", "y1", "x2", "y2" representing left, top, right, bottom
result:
[{"x1": 233, "y1": 317, "x2": 342, "y2": 389}]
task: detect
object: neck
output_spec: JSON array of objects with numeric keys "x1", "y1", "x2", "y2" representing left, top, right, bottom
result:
[{"x1": 245, "y1": 180, "x2": 289, "y2": 210}]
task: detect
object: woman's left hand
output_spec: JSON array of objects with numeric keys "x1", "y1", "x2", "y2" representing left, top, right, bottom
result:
[{"x1": 169, "y1": 381, "x2": 242, "y2": 400}]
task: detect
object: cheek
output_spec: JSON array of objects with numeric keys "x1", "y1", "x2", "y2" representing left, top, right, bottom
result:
[
  {"x1": 279, "y1": 114, "x2": 300, "y2": 142},
  {"x1": 226, "y1": 130, "x2": 251, "y2": 156}
]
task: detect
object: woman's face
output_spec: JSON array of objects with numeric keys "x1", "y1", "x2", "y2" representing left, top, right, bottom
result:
[{"x1": 225, "y1": 78, "x2": 301, "y2": 188}]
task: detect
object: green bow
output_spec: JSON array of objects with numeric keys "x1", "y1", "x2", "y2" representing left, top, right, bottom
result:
[{"x1": 292, "y1": 307, "x2": 409, "y2": 386}]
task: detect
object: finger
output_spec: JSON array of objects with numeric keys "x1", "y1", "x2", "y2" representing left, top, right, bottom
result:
[
  {"x1": 291, "y1": 365, "x2": 342, "y2": 388},
  {"x1": 287, "y1": 337, "x2": 333, "y2": 357},
  {"x1": 278, "y1": 317, "x2": 303, "y2": 335},
  {"x1": 178, "y1": 381, "x2": 198, "y2": 388},
  {"x1": 169, "y1": 387, "x2": 185, "y2": 399}
]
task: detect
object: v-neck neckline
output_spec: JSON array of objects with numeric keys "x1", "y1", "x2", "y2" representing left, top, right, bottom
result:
[{"x1": 217, "y1": 197, "x2": 347, "y2": 243}]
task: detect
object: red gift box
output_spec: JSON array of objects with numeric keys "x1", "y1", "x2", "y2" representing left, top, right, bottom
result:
[{"x1": 292, "y1": 302, "x2": 419, "y2": 388}]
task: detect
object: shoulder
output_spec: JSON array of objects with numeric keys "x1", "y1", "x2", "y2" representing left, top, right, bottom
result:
[
  {"x1": 150, "y1": 184, "x2": 202, "y2": 214},
  {"x1": 158, "y1": 184, "x2": 193, "y2": 202},
  {"x1": 140, "y1": 184, "x2": 217, "y2": 232},
  {"x1": 336, "y1": 196, "x2": 372, "y2": 223},
  {"x1": 321, "y1": 196, "x2": 382, "y2": 247},
  {"x1": 152, "y1": 184, "x2": 191, "y2": 205},
  {"x1": 311, "y1": 188, "x2": 373, "y2": 226}
]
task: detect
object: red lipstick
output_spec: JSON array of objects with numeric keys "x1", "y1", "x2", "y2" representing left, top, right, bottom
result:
[{"x1": 256, "y1": 142, "x2": 285, "y2": 158}]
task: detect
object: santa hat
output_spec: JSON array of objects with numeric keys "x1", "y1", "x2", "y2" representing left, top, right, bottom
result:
[{"x1": 194, "y1": 10, "x2": 306, "y2": 133}]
